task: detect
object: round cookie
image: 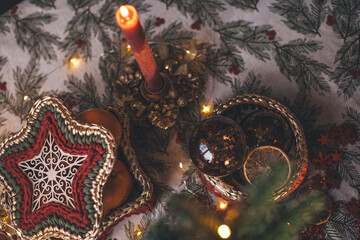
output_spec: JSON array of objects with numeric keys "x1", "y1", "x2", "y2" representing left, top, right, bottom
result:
[
  {"x1": 103, "y1": 160, "x2": 133, "y2": 216},
  {"x1": 78, "y1": 108, "x2": 123, "y2": 146}
]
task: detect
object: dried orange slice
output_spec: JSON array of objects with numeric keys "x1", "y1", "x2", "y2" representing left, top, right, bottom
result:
[{"x1": 243, "y1": 146, "x2": 291, "y2": 189}]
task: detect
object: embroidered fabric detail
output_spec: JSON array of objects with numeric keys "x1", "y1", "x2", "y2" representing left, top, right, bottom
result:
[{"x1": 18, "y1": 132, "x2": 87, "y2": 212}]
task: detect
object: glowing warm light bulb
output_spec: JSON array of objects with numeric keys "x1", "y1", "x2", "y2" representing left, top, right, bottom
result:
[
  {"x1": 136, "y1": 231, "x2": 142, "y2": 236},
  {"x1": 219, "y1": 201, "x2": 228, "y2": 210},
  {"x1": 186, "y1": 50, "x2": 190, "y2": 54},
  {"x1": 179, "y1": 162, "x2": 183, "y2": 169},
  {"x1": 23, "y1": 95, "x2": 29, "y2": 101},
  {"x1": 70, "y1": 57, "x2": 80, "y2": 67},
  {"x1": 120, "y1": 6, "x2": 129, "y2": 18},
  {"x1": 218, "y1": 224, "x2": 231, "y2": 239},
  {"x1": 202, "y1": 105, "x2": 211, "y2": 114}
]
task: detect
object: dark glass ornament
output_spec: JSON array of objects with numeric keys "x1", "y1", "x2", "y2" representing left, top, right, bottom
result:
[
  {"x1": 242, "y1": 110, "x2": 292, "y2": 152},
  {"x1": 189, "y1": 116, "x2": 247, "y2": 177}
]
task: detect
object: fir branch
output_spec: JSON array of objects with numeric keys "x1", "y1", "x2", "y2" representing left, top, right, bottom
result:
[
  {"x1": 332, "y1": 35, "x2": 360, "y2": 100},
  {"x1": 138, "y1": 156, "x2": 171, "y2": 176},
  {"x1": 30, "y1": 0, "x2": 57, "y2": 9},
  {"x1": 0, "y1": 61, "x2": 46, "y2": 122},
  {"x1": 64, "y1": 73, "x2": 102, "y2": 112},
  {"x1": 206, "y1": 47, "x2": 244, "y2": 84},
  {"x1": 283, "y1": 92, "x2": 322, "y2": 159},
  {"x1": 273, "y1": 39, "x2": 331, "y2": 94},
  {"x1": 226, "y1": 0, "x2": 259, "y2": 11},
  {"x1": 337, "y1": 157, "x2": 360, "y2": 188},
  {"x1": 283, "y1": 92, "x2": 322, "y2": 132},
  {"x1": 329, "y1": 0, "x2": 360, "y2": 43},
  {"x1": 0, "y1": 57, "x2": 6, "y2": 72},
  {"x1": 143, "y1": 16, "x2": 156, "y2": 41},
  {"x1": 61, "y1": 7, "x2": 95, "y2": 61},
  {"x1": 98, "y1": 31, "x2": 133, "y2": 106},
  {"x1": 270, "y1": 0, "x2": 327, "y2": 36},
  {"x1": 185, "y1": 0, "x2": 226, "y2": 26},
  {"x1": 0, "y1": 15, "x2": 10, "y2": 34},
  {"x1": 133, "y1": 127, "x2": 172, "y2": 155},
  {"x1": 231, "y1": 70, "x2": 272, "y2": 96},
  {"x1": 67, "y1": 0, "x2": 99, "y2": 12},
  {"x1": 342, "y1": 147, "x2": 360, "y2": 165},
  {"x1": 215, "y1": 20, "x2": 274, "y2": 61},
  {"x1": 11, "y1": 12, "x2": 60, "y2": 61},
  {"x1": 153, "y1": 21, "x2": 195, "y2": 46},
  {"x1": 327, "y1": 206, "x2": 359, "y2": 239},
  {"x1": 125, "y1": 220, "x2": 141, "y2": 240},
  {"x1": 343, "y1": 107, "x2": 360, "y2": 139}
]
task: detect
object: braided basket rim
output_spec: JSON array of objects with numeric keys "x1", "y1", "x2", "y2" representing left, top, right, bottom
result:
[
  {"x1": 97, "y1": 106, "x2": 154, "y2": 237},
  {"x1": 203, "y1": 94, "x2": 308, "y2": 201}
]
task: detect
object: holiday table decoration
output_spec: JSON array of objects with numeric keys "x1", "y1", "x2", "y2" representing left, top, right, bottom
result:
[
  {"x1": 188, "y1": 116, "x2": 247, "y2": 177},
  {"x1": 116, "y1": 5, "x2": 162, "y2": 92},
  {"x1": 243, "y1": 146, "x2": 291, "y2": 188},
  {"x1": 242, "y1": 110, "x2": 292, "y2": 152},
  {"x1": 114, "y1": 43, "x2": 204, "y2": 129},
  {"x1": 199, "y1": 94, "x2": 308, "y2": 202},
  {"x1": 0, "y1": 96, "x2": 154, "y2": 240},
  {"x1": 0, "y1": 96, "x2": 116, "y2": 239}
]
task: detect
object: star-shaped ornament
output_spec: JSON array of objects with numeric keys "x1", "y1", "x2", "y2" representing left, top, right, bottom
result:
[{"x1": 0, "y1": 96, "x2": 116, "y2": 240}]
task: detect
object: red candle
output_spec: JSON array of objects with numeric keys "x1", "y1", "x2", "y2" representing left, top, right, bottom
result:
[{"x1": 116, "y1": 5, "x2": 163, "y2": 91}]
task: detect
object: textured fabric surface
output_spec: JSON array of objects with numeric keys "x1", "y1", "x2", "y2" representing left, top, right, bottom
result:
[{"x1": 0, "y1": 0, "x2": 359, "y2": 239}]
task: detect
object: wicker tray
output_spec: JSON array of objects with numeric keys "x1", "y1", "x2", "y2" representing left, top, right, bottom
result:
[{"x1": 201, "y1": 94, "x2": 308, "y2": 201}]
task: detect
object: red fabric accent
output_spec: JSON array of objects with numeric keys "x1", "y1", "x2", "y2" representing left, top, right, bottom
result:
[
  {"x1": 196, "y1": 169, "x2": 228, "y2": 201},
  {"x1": 2, "y1": 111, "x2": 106, "y2": 230}
]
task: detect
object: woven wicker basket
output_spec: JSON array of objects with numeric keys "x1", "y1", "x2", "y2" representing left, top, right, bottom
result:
[{"x1": 202, "y1": 94, "x2": 308, "y2": 201}]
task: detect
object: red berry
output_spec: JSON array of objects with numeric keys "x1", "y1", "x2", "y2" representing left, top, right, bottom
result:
[
  {"x1": 0, "y1": 82, "x2": 7, "y2": 91},
  {"x1": 191, "y1": 20, "x2": 201, "y2": 30},
  {"x1": 155, "y1": 17, "x2": 165, "y2": 27},
  {"x1": 75, "y1": 39, "x2": 86, "y2": 48},
  {"x1": 266, "y1": 30, "x2": 276, "y2": 41},
  {"x1": 10, "y1": 6, "x2": 18, "y2": 15},
  {"x1": 326, "y1": 15, "x2": 336, "y2": 26}
]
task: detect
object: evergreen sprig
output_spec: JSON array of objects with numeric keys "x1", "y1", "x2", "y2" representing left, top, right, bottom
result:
[
  {"x1": 337, "y1": 157, "x2": 360, "y2": 188},
  {"x1": 185, "y1": 0, "x2": 225, "y2": 26},
  {"x1": 270, "y1": 0, "x2": 327, "y2": 36},
  {"x1": 62, "y1": 0, "x2": 150, "y2": 61},
  {"x1": 1, "y1": 12, "x2": 60, "y2": 61},
  {"x1": 326, "y1": 204, "x2": 359, "y2": 240},
  {"x1": 273, "y1": 39, "x2": 331, "y2": 94},
  {"x1": 226, "y1": 0, "x2": 259, "y2": 11},
  {"x1": 329, "y1": 0, "x2": 360, "y2": 43},
  {"x1": 64, "y1": 73, "x2": 102, "y2": 112},
  {"x1": 231, "y1": 70, "x2": 272, "y2": 96},
  {"x1": 0, "y1": 61, "x2": 47, "y2": 122},
  {"x1": 283, "y1": 92, "x2": 322, "y2": 159},
  {"x1": 30, "y1": 0, "x2": 57, "y2": 9},
  {"x1": 343, "y1": 107, "x2": 360, "y2": 139},
  {"x1": 145, "y1": 168, "x2": 327, "y2": 240},
  {"x1": 153, "y1": 21, "x2": 195, "y2": 46},
  {"x1": 332, "y1": 34, "x2": 360, "y2": 100},
  {"x1": 215, "y1": 20, "x2": 274, "y2": 61}
]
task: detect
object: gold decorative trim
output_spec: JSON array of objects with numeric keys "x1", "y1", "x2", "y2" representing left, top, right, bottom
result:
[{"x1": 203, "y1": 94, "x2": 307, "y2": 201}]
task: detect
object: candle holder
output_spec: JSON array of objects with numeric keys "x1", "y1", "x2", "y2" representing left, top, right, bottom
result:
[{"x1": 115, "y1": 56, "x2": 204, "y2": 129}]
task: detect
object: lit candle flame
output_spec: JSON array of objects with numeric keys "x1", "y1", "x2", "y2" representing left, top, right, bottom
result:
[{"x1": 120, "y1": 6, "x2": 129, "y2": 18}]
